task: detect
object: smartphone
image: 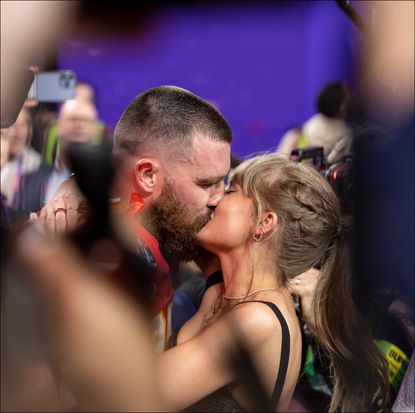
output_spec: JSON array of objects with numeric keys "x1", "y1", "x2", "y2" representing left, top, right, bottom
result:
[{"x1": 27, "y1": 71, "x2": 77, "y2": 102}]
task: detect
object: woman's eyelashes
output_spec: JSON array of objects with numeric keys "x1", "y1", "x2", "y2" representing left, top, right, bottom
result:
[{"x1": 224, "y1": 188, "x2": 236, "y2": 196}]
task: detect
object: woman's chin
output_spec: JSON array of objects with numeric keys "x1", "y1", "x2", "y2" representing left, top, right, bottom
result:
[{"x1": 197, "y1": 232, "x2": 212, "y2": 250}]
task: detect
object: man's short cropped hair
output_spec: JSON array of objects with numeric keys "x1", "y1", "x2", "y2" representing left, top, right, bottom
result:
[{"x1": 114, "y1": 86, "x2": 232, "y2": 155}]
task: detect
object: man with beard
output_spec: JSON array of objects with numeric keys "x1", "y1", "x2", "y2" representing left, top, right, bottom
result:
[{"x1": 39, "y1": 85, "x2": 232, "y2": 351}]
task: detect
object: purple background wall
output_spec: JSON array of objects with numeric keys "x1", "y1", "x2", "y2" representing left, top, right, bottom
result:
[{"x1": 59, "y1": 1, "x2": 359, "y2": 157}]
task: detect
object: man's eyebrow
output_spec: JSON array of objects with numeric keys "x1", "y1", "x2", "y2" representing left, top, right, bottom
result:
[{"x1": 195, "y1": 174, "x2": 228, "y2": 186}]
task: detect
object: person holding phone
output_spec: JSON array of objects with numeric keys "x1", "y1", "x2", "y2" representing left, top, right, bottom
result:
[{"x1": 16, "y1": 99, "x2": 99, "y2": 216}]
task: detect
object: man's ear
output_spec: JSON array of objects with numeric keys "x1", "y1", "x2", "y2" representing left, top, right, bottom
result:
[{"x1": 134, "y1": 158, "x2": 162, "y2": 196}]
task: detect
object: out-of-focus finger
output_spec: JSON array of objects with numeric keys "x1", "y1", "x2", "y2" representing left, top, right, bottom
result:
[
  {"x1": 23, "y1": 99, "x2": 38, "y2": 108},
  {"x1": 64, "y1": 193, "x2": 81, "y2": 211},
  {"x1": 55, "y1": 209, "x2": 68, "y2": 235},
  {"x1": 30, "y1": 215, "x2": 47, "y2": 235},
  {"x1": 66, "y1": 208, "x2": 79, "y2": 232},
  {"x1": 287, "y1": 285, "x2": 297, "y2": 296},
  {"x1": 50, "y1": 197, "x2": 69, "y2": 235},
  {"x1": 287, "y1": 278, "x2": 301, "y2": 295},
  {"x1": 65, "y1": 192, "x2": 84, "y2": 232},
  {"x1": 45, "y1": 208, "x2": 57, "y2": 237},
  {"x1": 29, "y1": 212, "x2": 39, "y2": 222},
  {"x1": 37, "y1": 206, "x2": 50, "y2": 235},
  {"x1": 52, "y1": 196, "x2": 69, "y2": 211},
  {"x1": 39, "y1": 200, "x2": 52, "y2": 220},
  {"x1": 300, "y1": 267, "x2": 320, "y2": 282}
]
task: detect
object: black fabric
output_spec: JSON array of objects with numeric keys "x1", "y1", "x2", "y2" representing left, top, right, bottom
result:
[
  {"x1": 1, "y1": 194, "x2": 26, "y2": 229},
  {"x1": 176, "y1": 276, "x2": 206, "y2": 310},
  {"x1": 183, "y1": 386, "x2": 241, "y2": 412},
  {"x1": 17, "y1": 163, "x2": 53, "y2": 216},
  {"x1": 167, "y1": 330, "x2": 178, "y2": 349},
  {"x1": 205, "y1": 270, "x2": 224, "y2": 291},
  {"x1": 354, "y1": 120, "x2": 414, "y2": 312},
  {"x1": 236, "y1": 300, "x2": 291, "y2": 409}
]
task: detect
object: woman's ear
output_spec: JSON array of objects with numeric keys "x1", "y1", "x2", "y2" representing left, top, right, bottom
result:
[
  {"x1": 260, "y1": 212, "x2": 278, "y2": 235},
  {"x1": 253, "y1": 212, "x2": 278, "y2": 241},
  {"x1": 134, "y1": 158, "x2": 161, "y2": 196}
]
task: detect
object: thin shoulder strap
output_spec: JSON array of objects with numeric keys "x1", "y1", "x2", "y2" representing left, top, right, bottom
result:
[{"x1": 236, "y1": 300, "x2": 290, "y2": 408}]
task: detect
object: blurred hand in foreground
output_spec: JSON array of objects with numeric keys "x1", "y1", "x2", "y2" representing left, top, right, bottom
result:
[{"x1": 18, "y1": 227, "x2": 162, "y2": 411}]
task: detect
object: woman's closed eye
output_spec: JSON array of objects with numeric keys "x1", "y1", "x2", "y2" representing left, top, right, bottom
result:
[{"x1": 224, "y1": 188, "x2": 236, "y2": 196}]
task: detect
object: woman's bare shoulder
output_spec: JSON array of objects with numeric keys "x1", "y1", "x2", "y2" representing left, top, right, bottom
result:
[{"x1": 223, "y1": 301, "x2": 286, "y2": 342}]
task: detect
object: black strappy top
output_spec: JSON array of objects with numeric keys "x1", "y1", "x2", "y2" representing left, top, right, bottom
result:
[
  {"x1": 182, "y1": 272, "x2": 292, "y2": 411},
  {"x1": 184, "y1": 299, "x2": 291, "y2": 412},
  {"x1": 203, "y1": 272, "x2": 291, "y2": 409},
  {"x1": 236, "y1": 300, "x2": 291, "y2": 409}
]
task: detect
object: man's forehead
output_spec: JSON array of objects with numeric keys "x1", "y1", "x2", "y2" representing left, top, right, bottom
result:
[
  {"x1": 166, "y1": 132, "x2": 230, "y2": 183},
  {"x1": 191, "y1": 133, "x2": 230, "y2": 163},
  {"x1": 192, "y1": 140, "x2": 230, "y2": 176},
  {"x1": 194, "y1": 172, "x2": 229, "y2": 185}
]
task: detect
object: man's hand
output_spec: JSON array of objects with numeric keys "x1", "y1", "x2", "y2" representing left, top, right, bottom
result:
[
  {"x1": 288, "y1": 268, "x2": 321, "y2": 330},
  {"x1": 38, "y1": 177, "x2": 89, "y2": 237}
]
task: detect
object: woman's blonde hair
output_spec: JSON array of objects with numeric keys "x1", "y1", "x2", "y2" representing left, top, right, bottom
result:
[{"x1": 231, "y1": 154, "x2": 389, "y2": 412}]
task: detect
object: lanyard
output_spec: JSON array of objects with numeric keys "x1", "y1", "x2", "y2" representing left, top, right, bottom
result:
[{"x1": 11, "y1": 155, "x2": 24, "y2": 208}]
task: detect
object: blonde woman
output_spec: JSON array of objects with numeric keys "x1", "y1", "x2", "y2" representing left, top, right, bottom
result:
[{"x1": 157, "y1": 154, "x2": 389, "y2": 412}]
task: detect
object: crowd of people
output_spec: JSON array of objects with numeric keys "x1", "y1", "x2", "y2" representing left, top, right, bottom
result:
[{"x1": 1, "y1": 80, "x2": 413, "y2": 412}]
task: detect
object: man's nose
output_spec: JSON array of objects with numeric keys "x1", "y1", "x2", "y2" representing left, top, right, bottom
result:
[{"x1": 207, "y1": 181, "x2": 225, "y2": 209}]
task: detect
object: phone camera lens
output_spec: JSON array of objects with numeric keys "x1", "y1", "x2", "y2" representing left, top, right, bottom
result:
[{"x1": 60, "y1": 73, "x2": 73, "y2": 88}]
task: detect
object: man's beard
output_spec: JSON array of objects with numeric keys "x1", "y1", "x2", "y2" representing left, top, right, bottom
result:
[{"x1": 144, "y1": 181, "x2": 212, "y2": 262}]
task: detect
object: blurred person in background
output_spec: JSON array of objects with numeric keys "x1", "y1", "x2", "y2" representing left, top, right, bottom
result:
[
  {"x1": 276, "y1": 81, "x2": 352, "y2": 162},
  {"x1": 74, "y1": 81, "x2": 96, "y2": 103},
  {"x1": 0, "y1": 108, "x2": 42, "y2": 209},
  {"x1": 355, "y1": 1, "x2": 414, "y2": 412},
  {"x1": 15, "y1": 99, "x2": 98, "y2": 216},
  {"x1": 41, "y1": 80, "x2": 110, "y2": 166},
  {"x1": 1, "y1": 128, "x2": 11, "y2": 168}
]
